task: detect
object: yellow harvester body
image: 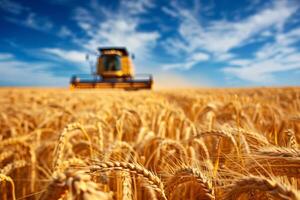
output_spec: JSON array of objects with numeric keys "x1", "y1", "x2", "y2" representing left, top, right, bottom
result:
[
  {"x1": 97, "y1": 49, "x2": 133, "y2": 78},
  {"x1": 70, "y1": 47, "x2": 153, "y2": 90}
]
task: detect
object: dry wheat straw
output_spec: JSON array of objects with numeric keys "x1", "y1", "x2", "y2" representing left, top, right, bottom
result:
[{"x1": 0, "y1": 174, "x2": 16, "y2": 200}]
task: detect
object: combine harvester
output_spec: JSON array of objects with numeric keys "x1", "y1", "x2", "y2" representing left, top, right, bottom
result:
[{"x1": 70, "y1": 47, "x2": 153, "y2": 90}]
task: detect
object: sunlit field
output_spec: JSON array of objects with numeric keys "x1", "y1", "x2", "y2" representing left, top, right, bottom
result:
[{"x1": 0, "y1": 88, "x2": 300, "y2": 200}]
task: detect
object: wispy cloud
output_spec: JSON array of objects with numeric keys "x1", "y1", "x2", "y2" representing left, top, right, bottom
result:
[
  {"x1": 120, "y1": 0, "x2": 154, "y2": 15},
  {"x1": 7, "y1": 12, "x2": 54, "y2": 32},
  {"x1": 0, "y1": 0, "x2": 29, "y2": 15},
  {"x1": 1, "y1": 0, "x2": 53, "y2": 32},
  {"x1": 42, "y1": 48, "x2": 86, "y2": 63},
  {"x1": 0, "y1": 53, "x2": 14, "y2": 60},
  {"x1": 162, "y1": 61, "x2": 196, "y2": 70},
  {"x1": 224, "y1": 61, "x2": 297, "y2": 82},
  {"x1": 223, "y1": 26, "x2": 300, "y2": 82},
  {"x1": 57, "y1": 26, "x2": 73, "y2": 38},
  {"x1": 162, "y1": 52, "x2": 209, "y2": 70},
  {"x1": 0, "y1": 53, "x2": 68, "y2": 86},
  {"x1": 1, "y1": 0, "x2": 72, "y2": 37},
  {"x1": 161, "y1": 0, "x2": 300, "y2": 84},
  {"x1": 81, "y1": 18, "x2": 159, "y2": 57},
  {"x1": 163, "y1": 0, "x2": 298, "y2": 55},
  {"x1": 229, "y1": 59, "x2": 252, "y2": 66},
  {"x1": 71, "y1": 0, "x2": 159, "y2": 59}
]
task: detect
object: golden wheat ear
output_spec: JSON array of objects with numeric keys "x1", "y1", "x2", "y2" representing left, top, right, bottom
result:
[
  {"x1": 90, "y1": 161, "x2": 167, "y2": 200},
  {"x1": 53, "y1": 122, "x2": 93, "y2": 172},
  {"x1": 222, "y1": 175, "x2": 300, "y2": 200},
  {"x1": 39, "y1": 169, "x2": 113, "y2": 200},
  {"x1": 165, "y1": 167, "x2": 215, "y2": 200}
]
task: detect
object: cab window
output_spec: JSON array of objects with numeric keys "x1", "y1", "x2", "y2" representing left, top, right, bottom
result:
[{"x1": 103, "y1": 55, "x2": 121, "y2": 71}]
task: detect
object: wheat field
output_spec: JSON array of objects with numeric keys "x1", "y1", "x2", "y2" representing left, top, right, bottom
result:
[{"x1": 0, "y1": 87, "x2": 300, "y2": 200}]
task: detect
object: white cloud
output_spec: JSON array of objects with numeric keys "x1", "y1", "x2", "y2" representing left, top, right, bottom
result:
[
  {"x1": 223, "y1": 59, "x2": 300, "y2": 82},
  {"x1": 42, "y1": 48, "x2": 86, "y2": 63},
  {"x1": 214, "y1": 52, "x2": 236, "y2": 62},
  {"x1": 229, "y1": 59, "x2": 252, "y2": 66},
  {"x1": 0, "y1": 0, "x2": 55, "y2": 35},
  {"x1": 58, "y1": 26, "x2": 73, "y2": 38},
  {"x1": 7, "y1": 12, "x2": 53, "y2": 32},
  {"x1": 70, "y1": 0, "x2": 160, "y2": 64},
  {"x1": 223, "y1": 26, "x2": 300, "y2": 82},
  {"x1": 0, "y1": 0, "x2": 29, "y2": 15},
  {"x1": 0, "y1": 55, "x2": 68, "y2": 86},
  {"x1": 120, "y1": 0, "x2": 154, "y2": 15},
  {"x1": 283, "y1": 53, "x2": 300, "y2": 64},
  {"x1": 255, "y1": 44, "x2": 296, "y2": 60},
  {"x1": 162, "y1": 0, "x2": 300, "y2": 85},
  {"x1": 191, "y1": 52, "x2": 210, "y2": 62},
  {"x1": 275, "y1": 27, "x2": 300, "y2": 45},
  {"x1": 0, "y1": 53, "x2": 14, "y2": 60},
  {"x1": 161, "y1": 6, "x2": 178, "y2": 18},
  {"x1": 165, "y1": 0, "x2": 298, "y2": 54},
  {"x1": 261, "y1": 30, "x2": 272, "y2": 37},
  {"x1": 82, "y1": 18, "x2": 159, "y2": 56},
  {"x1": 162, "y1": 61, "x2": 196, "y2": 70},
  {"x1": 160, "y1": 0, "x2": 299, "y2": 74},
  {"x1": 162, "y1": 51, "x2": 209, "y2": 70},
  {"x1": 4, "y1": 3, "x2": 79, "y2": 42},
  {"x1": 24, "y1": 13, "x2": 53, "y2": 31},
  {"x1": 72, "y1": 7, "x2": 95, "y2": 34}
]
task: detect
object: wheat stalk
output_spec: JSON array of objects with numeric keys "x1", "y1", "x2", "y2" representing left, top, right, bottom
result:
[
  {"x1": 0, "y1": 174, "x2": 16, "y2": 200},
  {"x1": 165, "y1": 167, "x2": 215, "y2": 200}
]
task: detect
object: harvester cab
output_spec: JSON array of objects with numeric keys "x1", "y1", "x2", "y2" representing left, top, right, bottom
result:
[{"x1": 70, "y1": 47, "x2": 153, "y2": 90}]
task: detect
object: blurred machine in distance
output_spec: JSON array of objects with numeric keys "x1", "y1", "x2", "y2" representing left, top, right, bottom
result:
[{"x1": 70, "y1": 47, "x2": 153, "y2": 90}]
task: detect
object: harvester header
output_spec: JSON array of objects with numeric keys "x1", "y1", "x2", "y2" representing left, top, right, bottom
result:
[{"x1": 70, "y1": 47, "x2": 153, "y2": 90}]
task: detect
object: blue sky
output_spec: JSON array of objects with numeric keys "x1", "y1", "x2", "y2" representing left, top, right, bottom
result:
[{"x1": 0, "y1": 0, "x2": 300, "y2": 87}]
